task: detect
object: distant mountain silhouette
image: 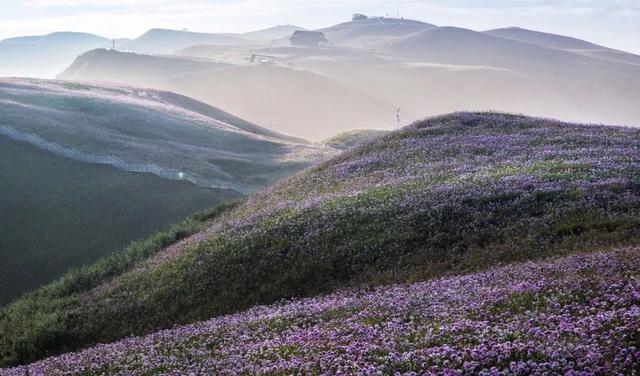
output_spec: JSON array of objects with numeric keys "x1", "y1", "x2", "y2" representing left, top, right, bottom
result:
[
  {"x1": 121, "y1": 29, "x2": 258, "y2": 54},
  {"x1": 244, "y1": 25, "x2": 307, "y2": 40},
  {"x1": 0, "y1": 32, "x2": 111, "y2": 78}
]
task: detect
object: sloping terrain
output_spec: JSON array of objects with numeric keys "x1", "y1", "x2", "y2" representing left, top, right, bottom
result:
[
  {"x1": 5, "y1": 247, "x2": 639, "y2": 374},
  {"x1": 0, "y1": 136, "x2": 239, "y2": 306},
  {"x1": 0, "y1": 32, "x2": 111, "y2": 78},
  {"x1": 1, "y1": 112, "x2": 639, "y2": 367},
  {"x1": 0, "y1": 78, "x2": 330, "y2": 192}
]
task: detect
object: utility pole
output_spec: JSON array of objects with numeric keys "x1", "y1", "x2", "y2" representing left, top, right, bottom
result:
[
  {"x1": 112, "y1": 38, "x2": 116, "y2": 50},
  {"x1": 396, "y1": 107, "x2": 402, "y2": 129}
]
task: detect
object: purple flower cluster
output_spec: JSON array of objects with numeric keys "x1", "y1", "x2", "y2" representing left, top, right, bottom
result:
[
  {"x1": 5, "y1": 247, "x2": 639, "y2": 375},
  {"x1": 241, "y1": 112, "x2": 640, "y2": 218}
]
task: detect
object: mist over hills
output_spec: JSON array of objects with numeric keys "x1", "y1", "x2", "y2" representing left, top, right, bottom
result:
[
  {"x1": 0, "y1": 32, "x2": 112, "y2": 78},
  {"x1": 121, "y1": 29, "x2": 259, "y2": 55},
  {"x1": 243, "y1": 25, "x2": 306, "y2": 40},
  {"x1": 54, "y1": 16, "x2": 640, "y2": 140},
  {"x1": 318, "y1": 17, "x2": 435, "y2": 48},
  {"x1": 59, "y1": 49, "x2": 392, "y2": 140}
]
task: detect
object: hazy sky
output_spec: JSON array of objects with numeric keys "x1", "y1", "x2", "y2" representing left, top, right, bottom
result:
[{"x1": 0, "y1": 0, "x2": 638, "y2": 54}]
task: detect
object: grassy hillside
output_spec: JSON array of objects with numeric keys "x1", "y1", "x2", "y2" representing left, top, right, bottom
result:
[
  {"x1": 1, "y1": 112, "x2": 639, "y2": 367},
  {"x1": 0, "y1": 78, "x2": 330, "y2": 192},
  {"x1": 321, "y1": 129, "x2": 389, "y2": 150},
  {"x1": 0, "y1": 137, "x2": 239, "y2": 305},
  {"x1": 5, "y1": 247, "x2": 639, "y2": 374}
]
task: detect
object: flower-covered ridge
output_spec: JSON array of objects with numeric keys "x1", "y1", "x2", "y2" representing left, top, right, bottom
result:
[{"x1": 5, "y1": 247, "x2": 639, "y2": 375}]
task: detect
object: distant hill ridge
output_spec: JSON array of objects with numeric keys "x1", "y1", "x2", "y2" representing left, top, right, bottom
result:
[
  {"x1": 0, "y1": 32, "x2": 111, "y2": 77},
  {"x1": 0, "y1": 78, "x2": 331, "y2": 192}
]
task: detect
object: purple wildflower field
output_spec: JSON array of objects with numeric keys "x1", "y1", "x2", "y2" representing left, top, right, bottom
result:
[{"x1": 4, "y1": 247, "x2": 639, "y2": 375}]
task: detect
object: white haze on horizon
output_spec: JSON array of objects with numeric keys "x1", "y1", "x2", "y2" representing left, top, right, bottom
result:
[{"x1": 0, "y1": 0, "x2": 638, "y2": 54}]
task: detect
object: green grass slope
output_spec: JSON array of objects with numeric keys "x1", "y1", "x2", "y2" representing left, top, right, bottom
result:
[
  {"x1": 0, "y1": 78, "x2": 330, "y2": 192},
  {"x1": 1, "y1": 112, "x2": 639, "y2": 367},
  {"x1": 322, "y1": 129, "x2": 389, "y2": 150},
  {"x1": 0, "y1": 137, "x2": 239, "y2": 306}
]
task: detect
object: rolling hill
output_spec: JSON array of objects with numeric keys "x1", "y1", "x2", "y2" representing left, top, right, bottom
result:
[
  {"x1": 0, "y1": 137, "x2": 239, "y2": 306},
  {"x1": 0, "y1": 78, "x2": 332, "y2": 306},
  {"x1": 2, "y1": 112, "x2": 639, "y2": 367},
  {"x1": 0, "y1": 78, "x2": 329, "y2": 192},
  {"x1": 0, "y1": 32, "x2": 111, "y2": 78}
]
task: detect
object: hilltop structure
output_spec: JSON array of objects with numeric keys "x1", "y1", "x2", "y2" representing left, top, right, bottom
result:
[
  {"x1": 289, "y1": 31, "x2": 328, "y2": 47},
  {"x1": 352, "y1": 13, "x2": 368, "y2": 21}
]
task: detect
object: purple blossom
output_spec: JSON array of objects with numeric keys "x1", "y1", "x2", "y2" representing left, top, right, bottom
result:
[{"x1": 4, "y1": 248, "x2": 640, "y2": 375}]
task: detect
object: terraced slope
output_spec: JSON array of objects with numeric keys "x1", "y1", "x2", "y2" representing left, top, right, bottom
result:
[
  {"x1": 2, "y1": 112, "x2": 639, "y2": 367},
  {"x1": 5, "y1": 247, "x2": 639, "y2": 374}
]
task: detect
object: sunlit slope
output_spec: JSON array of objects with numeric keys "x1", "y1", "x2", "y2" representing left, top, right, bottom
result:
[
  {"x1": 2, "y1": 112, "x2": 639, "y2": 367},
  {"x1": 0, "y1": 78, "x2": 330, "y2": 191}
]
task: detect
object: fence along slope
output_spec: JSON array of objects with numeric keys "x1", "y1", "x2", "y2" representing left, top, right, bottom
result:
[{"x1": 0, "y1": 125, "x2": 247, "y2": 194}]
